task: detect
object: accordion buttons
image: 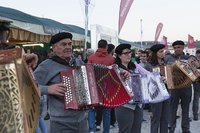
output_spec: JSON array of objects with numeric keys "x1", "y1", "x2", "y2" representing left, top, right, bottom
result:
[{"x1": 63, "y1": 76, "x2": 73, "y2": 103}]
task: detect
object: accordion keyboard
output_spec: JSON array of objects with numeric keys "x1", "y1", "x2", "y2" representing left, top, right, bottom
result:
[
  {"x1": 61, "y1": 64, "x2": 133, "y2": 109},
  {"x1": 63, "y1": 76, "x2": 73, "y2": 104}
]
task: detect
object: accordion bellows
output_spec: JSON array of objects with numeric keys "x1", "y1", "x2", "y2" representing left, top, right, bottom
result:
[
  {"x1": 0, "y1": 48, "x2": 40, "y2": 133},
  {"x1": 61, "y1": 64, "x2": 133, "y2": 109}
]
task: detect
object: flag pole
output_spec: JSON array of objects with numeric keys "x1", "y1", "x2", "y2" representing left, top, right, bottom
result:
[
  {"x1": 84, "y1": 0, "x2": 89, "y2": 59},
  {"x1": 140, "y1": 19, "x2": 143, "y2": 50}
]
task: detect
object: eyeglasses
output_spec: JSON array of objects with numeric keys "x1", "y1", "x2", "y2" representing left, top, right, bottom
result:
[{"x1": 121, "y1": 51, "x2": 132, "y2": 55}]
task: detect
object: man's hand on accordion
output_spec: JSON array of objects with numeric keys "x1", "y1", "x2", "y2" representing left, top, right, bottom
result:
[
  {"x1": 23, "y1": 53, "x2": 38, "y2": 69},
  {"x1": 47, "y1": 83, "x2": 67, "y2": 96}
]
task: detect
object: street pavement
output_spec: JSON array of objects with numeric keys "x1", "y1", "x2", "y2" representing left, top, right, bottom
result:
[
  {"x1": 44, "y1": 88, "x2": 200, "y2": 133},
  {"x1": 103, "y1": 108, "x2": 200, "y2": 133},
  {"x1": 44, "y1": 106, "x2": 200, "y2": 133}
]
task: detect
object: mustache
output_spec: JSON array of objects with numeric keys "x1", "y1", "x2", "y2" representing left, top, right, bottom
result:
[{"x1": 64, "y1": 48, "x2": 72, "y2": 52}]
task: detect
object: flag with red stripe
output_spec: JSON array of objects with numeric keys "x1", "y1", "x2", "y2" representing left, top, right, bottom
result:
[
  {"x1": 154, "y1": 22, "x2": 163, "y2": 42},
  {"x1": 118, "y1": 0, "x2": 134, "y2": 34},
  {"x1": 163, "y1": 36, "x2": 168, "y2": 49},
  {"x1": 188, "y1": 34, "x2": 195, "y2": 49}
]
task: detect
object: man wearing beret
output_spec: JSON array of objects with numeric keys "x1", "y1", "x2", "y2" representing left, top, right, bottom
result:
[
  {"x1": 34, "y1": 32, "x2": 88, "y2": 133},
  {"x1": 165, "y1": 40, "x2": 192, "y2": 133}
]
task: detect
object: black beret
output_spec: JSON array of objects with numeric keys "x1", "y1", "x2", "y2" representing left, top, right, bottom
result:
[
  {"x1": 115, "y1": 43, "x2": 131, "y2": 55},
  {"x1": 172, "y1": 40, "x2": 185, "y2": 46},
  {"x1": 50, "y1": 32, "x2": 73, "y2": 45},
  {"x1": 150, "y1": 44, "x2": 165, "y2": 53}
]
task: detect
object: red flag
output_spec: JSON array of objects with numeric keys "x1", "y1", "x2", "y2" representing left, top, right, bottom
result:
[
  {"x1": 154, "y1": 22, "x2": 163, "y2": 42},
  {"x1": 163, "y1": 36, "x2": 168, "y2": 49},
  {"x1": 118, "y1": 0, "x2": 134, "y2": 34},
  {"x1": 188, "y1": 34, "x2": 195, "y2": 48}
]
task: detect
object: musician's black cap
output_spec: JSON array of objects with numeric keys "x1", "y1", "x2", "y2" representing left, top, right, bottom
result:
[
  {"x1": 115, "y1": 43, "x2": 131, "y2": 55},
  {"x1": 50, "y1": 32, "x2": 73, "y2": 45},
  {"x1": 172, "y1": 40, "x2": 185, "y2": 47},
  {"x1": 150, "y1": 44, "x2": 165, "y2": 53}
]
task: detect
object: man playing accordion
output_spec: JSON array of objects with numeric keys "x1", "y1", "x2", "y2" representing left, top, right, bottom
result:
[
  {"x1": 165, "y1": 40, "x2": 192, "y2": 133},
  {"x1": 34, "y1": 32, "x2": 88, "y2": 133}
]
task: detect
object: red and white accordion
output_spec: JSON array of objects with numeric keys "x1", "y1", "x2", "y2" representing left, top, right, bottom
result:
[{"x1": 61, "y1": 64, "x2": 133, "y2": 109}]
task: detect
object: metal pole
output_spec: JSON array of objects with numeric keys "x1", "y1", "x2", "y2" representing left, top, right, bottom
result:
[
  {"x1": 84, "y1": 1, "x2": 89, "y2": 59},
  {"x1": 140, "y1": 19, "x2": 143, "y2": 50}
]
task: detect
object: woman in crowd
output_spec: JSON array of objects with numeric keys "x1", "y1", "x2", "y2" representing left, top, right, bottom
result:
[
  {"x1": 114, "y1": 43, "x2": 143, "y2": 133},
  {"x1": 149, "y1": 44, "x2": 170, "y2": 133}
]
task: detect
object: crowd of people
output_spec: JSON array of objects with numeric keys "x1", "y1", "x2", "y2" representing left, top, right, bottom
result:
[{"x1": 1, "y1": 31, "x2": 200, "y2": 133}]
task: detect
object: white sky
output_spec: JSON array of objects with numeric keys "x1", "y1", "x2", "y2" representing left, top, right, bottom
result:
[{"x1": 1, "y1": 0, "x2": 200, "y2": 42}]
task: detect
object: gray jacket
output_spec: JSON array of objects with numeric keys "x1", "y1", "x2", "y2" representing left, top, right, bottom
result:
[
  {"x1": 165, "y1": 53, "x2": 190, "y2": 64},
  {"x1": 34, "y1": 57, "x2": 87, "y2": 122}
]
